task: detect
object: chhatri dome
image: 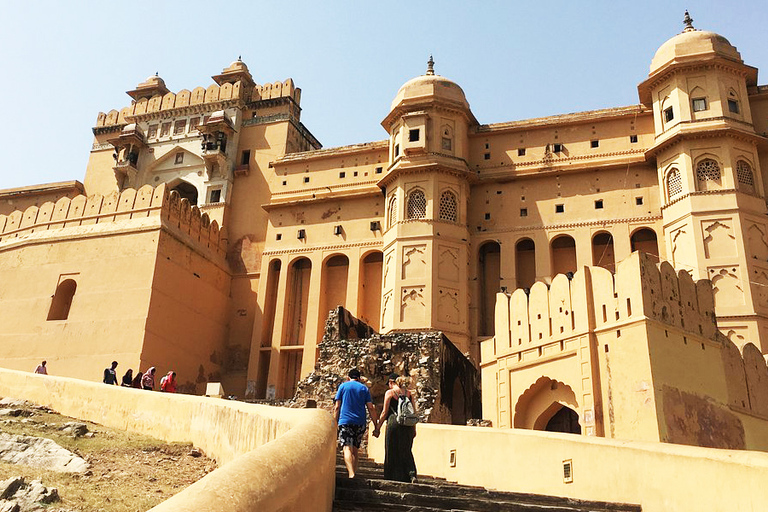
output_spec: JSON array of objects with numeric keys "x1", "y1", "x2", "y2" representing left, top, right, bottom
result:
[
  {"x1": 649, "y1": 11, "x2": 743, "y2": 75},
  {"x1": 390, "y1": 56, "x2": 470, "y2": 112}
]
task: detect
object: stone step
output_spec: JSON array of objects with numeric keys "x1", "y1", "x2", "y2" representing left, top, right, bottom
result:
[
  {"x1": 333, "y1": 500, "x2": 475, "y2": 512},
  {"x1": 336, "y1": 477, "x2": 640, "y2": 511}
]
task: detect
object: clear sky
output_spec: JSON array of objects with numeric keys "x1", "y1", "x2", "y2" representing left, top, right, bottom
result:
[{"x1": 1, "y1": 1, "x2": 766, "y2": 190}]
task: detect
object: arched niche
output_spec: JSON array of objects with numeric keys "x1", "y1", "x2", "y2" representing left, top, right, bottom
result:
[
  {"x1": 47, "y1": 279, "x2": 77, "y2": 321},
  {"x1": 515, "y1": 238, "x2": 536, "y2": 289},
  {"x1": 551, "y1": 235, "x2": 577, "y2": 277},
  {"x1": 592, "y1": 231, "x2": 615, "y2": 273},
  {"x1": 478, "y1": 241, "x2": 501, "y2": 337},
  {"x1": 631, "y1": 228, "x2": 659, "y2": 261},
  {"x1": 169, "y1": 180, "x2": 198, "y2": 206},
  {"x1": 283, "y1": 257, "x2": 312, "y2": 346},
  {"x1": 359, "y1": 251, "x2": 383, "y2": 331},
  {"x1": 319, "y1": 254, "x2": 350, "y2": 337}
]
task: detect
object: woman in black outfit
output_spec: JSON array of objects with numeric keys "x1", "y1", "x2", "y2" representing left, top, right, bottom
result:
[{"x1": 377, "y1": 373, "x2": 417, "y2": 482}]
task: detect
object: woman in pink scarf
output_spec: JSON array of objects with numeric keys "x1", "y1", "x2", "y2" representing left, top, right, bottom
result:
[
  {"x1": 141, "y1": 367, "x2": 156, "y2": 390},
  {"x1": 160, "y1": 371, "x2": 177, "y2": 393}
]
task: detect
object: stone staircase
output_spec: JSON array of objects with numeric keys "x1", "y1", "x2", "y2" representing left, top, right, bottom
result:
[{"x1": 333, "y1": 454, "x2": 641, "y2": 512}]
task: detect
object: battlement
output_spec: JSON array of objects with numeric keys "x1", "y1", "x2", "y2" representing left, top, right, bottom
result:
[
  {"x1": 485, "y1": 252, "x2": 719, "y2": 363},
  {"x1": 96, "y1": 78, "x2": 300, "y2": 128},
  {"x1": 0, "y1": 184, "x2": 227, "y2": 259}
]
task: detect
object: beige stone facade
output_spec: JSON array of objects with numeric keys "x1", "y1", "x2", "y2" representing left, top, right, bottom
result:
[{"x1": 1, "y1": 17, "x2": 768, "y2": 449}]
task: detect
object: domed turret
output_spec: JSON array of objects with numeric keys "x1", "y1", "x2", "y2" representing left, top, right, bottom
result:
[
  {"x1": 389, "y1": 56, "x2": 470, "y2": 112},
  {"x1": 650, "y1": 27, "x2": 742, "y2": 76},
  {"x1": 212, "y1": 56, "x2": 255, "y2": 88}
]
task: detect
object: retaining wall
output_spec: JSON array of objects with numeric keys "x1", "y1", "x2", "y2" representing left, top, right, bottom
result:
[
  {"x1": 368, "y1": 422, "x2": 768, "y2": 512},
  {"x1": 0, "y1": 368, "x2": 336, "y2": 512}
]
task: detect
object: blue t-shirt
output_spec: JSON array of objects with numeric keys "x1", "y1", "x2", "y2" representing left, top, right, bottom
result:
[{"x1": 335, "y1": 379, "x2": 372, "y2": 426}]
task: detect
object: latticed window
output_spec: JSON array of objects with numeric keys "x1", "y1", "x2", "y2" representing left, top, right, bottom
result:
[
  {"x1": 696, "y1": 159, "x2": 721, "y2": 186},
  {"x1": 439, "y1": 191, "x2": 458, "y2": 222},
  {"x1": 736, "y1": 160, "x2": 755, "y2": 194},
  {"x1": 667, "y1": 168, "x2": 682, "y2": 199},
  {"x1": 388, "y1": 196, "x2": 398, "y2": 228},
  {"x1": 406, "y1": 190, "x2": 426, "y2": 219}
]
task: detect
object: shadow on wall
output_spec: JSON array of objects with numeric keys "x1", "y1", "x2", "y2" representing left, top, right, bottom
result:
[{"x1": 291, "y1": 306, "x2": 481, "y2": 425}]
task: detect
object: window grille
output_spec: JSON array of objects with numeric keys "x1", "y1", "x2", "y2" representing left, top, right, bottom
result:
[
  {"x1": 667, "y1": 168, "x2": 682, "y2": 199},
  {"x1": 388, "y1": 196, "x2": 398, "y2": 228},
  {"x1": 406, "y1": 190, "x2": 426, "y2": 219},
  {"x1": 439, "y1": 191, "x2": 458, "y2": 222},
  {"x1": 696, "y1": 159, "x2": 721, "y2": 183},
  {"x1": 736, "y1": 160, "x2": 755, "y2": 193}
]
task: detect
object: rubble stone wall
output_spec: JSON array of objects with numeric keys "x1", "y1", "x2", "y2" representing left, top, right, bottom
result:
[{"x1": 292, "y1": 307, "x2": 481, "y2": 424}]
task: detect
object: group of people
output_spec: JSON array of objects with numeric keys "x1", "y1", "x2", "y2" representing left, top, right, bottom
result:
[
  {"x1": 32, "y1": 360, "x2": 177, "y2": 393},
  {"x1": 334, "y1": 369, "x2": 417, "y2": 482},
  {"x1": 102, "y1": 361, "x2": 177, "y2": 392}
]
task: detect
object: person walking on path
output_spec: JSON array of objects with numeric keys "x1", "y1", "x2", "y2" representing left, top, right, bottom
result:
[
  {"x1": 334, "y1": 368, "x2": 379, "y2": 479},
  {"x1": 103, "y1": 361, "x2": 118, "y2": 385},
  {"x1": 131, "y1": 371, "x2": 143, "y2": 389},
  {"x1": 377, "y1": 373, "x2": 418, "y2": 483},
  {"x1": 141, "y1": 367, "x2": 156, "y2": 390},
  {"x1": 160, "y1": 371, "x2": 177, "y2": 393},
  {"x1": 34, "y1": 361, "x2": 47, "y2": 375},
  {"x1": 120, "y1": 369, "x2": 134, "y2": 387}
]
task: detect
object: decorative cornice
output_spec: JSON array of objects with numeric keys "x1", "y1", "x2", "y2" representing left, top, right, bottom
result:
[
  {"x1": 92, "y1": 124, "x2": 125, "y2": 136},
  {"x1": 243, "y1": 113, "x2": 291, "y2": 126},
  {"x1": 262, "y1": 239, "x2": 383, "y2": 257},
  {"x1": 126, "y1": 99, "x2": 242, "y2": 123},
  {"x1": 648, "y1": 123, "x2": 765, "y2": 157},
  {"x1": 472, "y1": 215, "x2": 662, "y2": 236},
  {"x1": 477, "y1": 105, "x2": 650, "y2": 133},
  {"x1": 662, "y1": 188, "x2": 747, "y2": 209},
  {"x1": 91, "y1": 142, "x2": 115, "y2": 151}
]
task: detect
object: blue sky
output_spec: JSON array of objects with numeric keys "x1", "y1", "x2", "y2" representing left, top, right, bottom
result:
[{"x1": 1, "y1": 1, "x2": 766, "y2": 189}]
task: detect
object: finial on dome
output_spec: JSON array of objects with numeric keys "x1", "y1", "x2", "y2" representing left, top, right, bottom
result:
[
  {"x1": 238, "y1": 55, "x2": 242, "y2": 61},
  {"x1": 426, "y1": 55, "x2": 435, "y2": 76},
  {"x1": 155, "y1": 72, "x2": 159, "y2": 77},
  {"x1": 683, "y1": 10, "x2": 695, "y2": 32}
]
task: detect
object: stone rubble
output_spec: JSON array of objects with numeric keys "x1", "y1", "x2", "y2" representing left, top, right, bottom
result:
[{"x1": 0, "y1": 477, "x2": 60, "y2": 512}]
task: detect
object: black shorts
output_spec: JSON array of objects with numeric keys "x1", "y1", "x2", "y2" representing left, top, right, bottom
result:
[{"x1": 337, "y1": 423, "x2": 366, "y2": 448}]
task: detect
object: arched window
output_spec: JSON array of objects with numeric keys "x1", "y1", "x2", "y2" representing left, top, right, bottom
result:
[
  {"x1": 387, "y1": 196, "x2": 398, "y2": 228},
  {"x1": 47, "y1": 279, "x2": 77, "y2": 321},
  {"x1": 667, "y1": 168, "x2": 682, "y2": 199},
  {"x1": 736, "y1": 160, "x2": 756, "y2": 195},
  {"x1": 696, "y1": 159, "x2": 721, "y2": 191},
  {"x1": 592, "y1": 232, "x2": 615, "y2": 273},
  {"x1": 438, "y1": 190, "x2": 458, "y2": 222},
  {"x1": 631, "y1": 228, "x2": 659, "y2": 261},
  {"x1": 406, "y1": 189, "x2": 426, "y2": 219},
  {"x1": 515, "y1": 238, "x2": 536, "y2": 289},
  {"x1": 550, "y1": 235, "x2": 577, "y2": 277}
]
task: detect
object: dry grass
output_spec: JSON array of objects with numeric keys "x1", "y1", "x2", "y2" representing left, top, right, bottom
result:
[{"x1": 0, "y1": 401, "x2": 215, "y2": 512}]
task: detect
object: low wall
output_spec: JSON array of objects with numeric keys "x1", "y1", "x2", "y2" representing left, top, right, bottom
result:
[
  {"x1": 368, "y1": 423, "x2": 768, "y2": 511},
  {"x1": 0, "y1": 369, "x2": 336, "y2": 512}
]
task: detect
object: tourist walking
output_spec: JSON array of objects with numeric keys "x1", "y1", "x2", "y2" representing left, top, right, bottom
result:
[
  {"x1": 131, "y1": 371, "x2": 143, "y2": 389},
  {"x1": 34, "y1": 361, "x2": 47, "y2": 375},
  {"x1": 160, "y1": 371, "x2": 177, "y2": 393},
  {"x1": 120, "y1": 369, "x2": 134, "y2": 387},
  {"x1": 334, "y1": 368, "x2": 379, "y2": 479},
  {"x1": 141, "y1": 367, "x2": 156, "y2": 390},
  {"x1": 103, "y1": 361, "x2": 118, "y2": 385},
  {"x1": 377, "y1": 373, "x2": 418, "y2": 483}
]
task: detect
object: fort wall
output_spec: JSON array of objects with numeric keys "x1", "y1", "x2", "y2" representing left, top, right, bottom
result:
[
  {"x1": 482, "y1": 251, "x2": 768, "y2": 449},
  {"x1": 0, "y1": 369, "x2": 335, "y2": 512}
]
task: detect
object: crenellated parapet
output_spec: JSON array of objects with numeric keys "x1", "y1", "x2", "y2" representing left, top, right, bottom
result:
[
  {"x1": 485, "y1": 252, "x2": 719, "y2": 363},
  {"x1": 0, "y1": 184, "x2": 227, "y2": 259},
  {"x1": 95, "y1": 77, "x2": 300, "y2": 128}
]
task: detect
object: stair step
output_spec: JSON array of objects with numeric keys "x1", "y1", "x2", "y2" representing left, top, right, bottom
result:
[{"x1": 333, "y1": 500, "x2": 474, "y2": 512}]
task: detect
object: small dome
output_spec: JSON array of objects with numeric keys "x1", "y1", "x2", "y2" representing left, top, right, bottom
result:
[
  {"x1": 141, "y1": 73, "x2": 167, "y2": 88},
  {"x1": 650, "y1": 29, "x2": 742, "y2": 74},
  {"x1": 223, "y1": 57, "x2": 249, "y2": 74},
  {"x1": 390, "y1": 57, "x2": 469, "y2": 111}
]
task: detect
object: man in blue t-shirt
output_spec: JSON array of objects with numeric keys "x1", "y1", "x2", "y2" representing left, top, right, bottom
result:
[{"x1": 334, "y1": 368, "x2": 379, "y2": 478}]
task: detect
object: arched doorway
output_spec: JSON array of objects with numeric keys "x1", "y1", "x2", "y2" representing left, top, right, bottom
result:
[
  {"x1": 513, "y1": 376, "x2": 579, "y2": 432},
  {"x1": 631, "y1": 228, "x2": 659, "y2": 261},
  {"x1": 515, "y1": 238, "x2": 536, "y2": 289},
  {"x1": 478, "y1": 241, "x2": 501, "y2": 336},
  {"x1": 284, "y1": 257, "x2": 312, "y2": 346},
  {"x1": 170, "y1": 181, "x2": 198, "y2": 205},
  {"x1": 544, "y1": 406, "x2": 581, "y2": 434},
  {"x1": 550, "y1": 235, "x2": 577, "y2": 277},
  {"x1": 319, "y1": 254, "x2": 350, "y2": 341}
]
